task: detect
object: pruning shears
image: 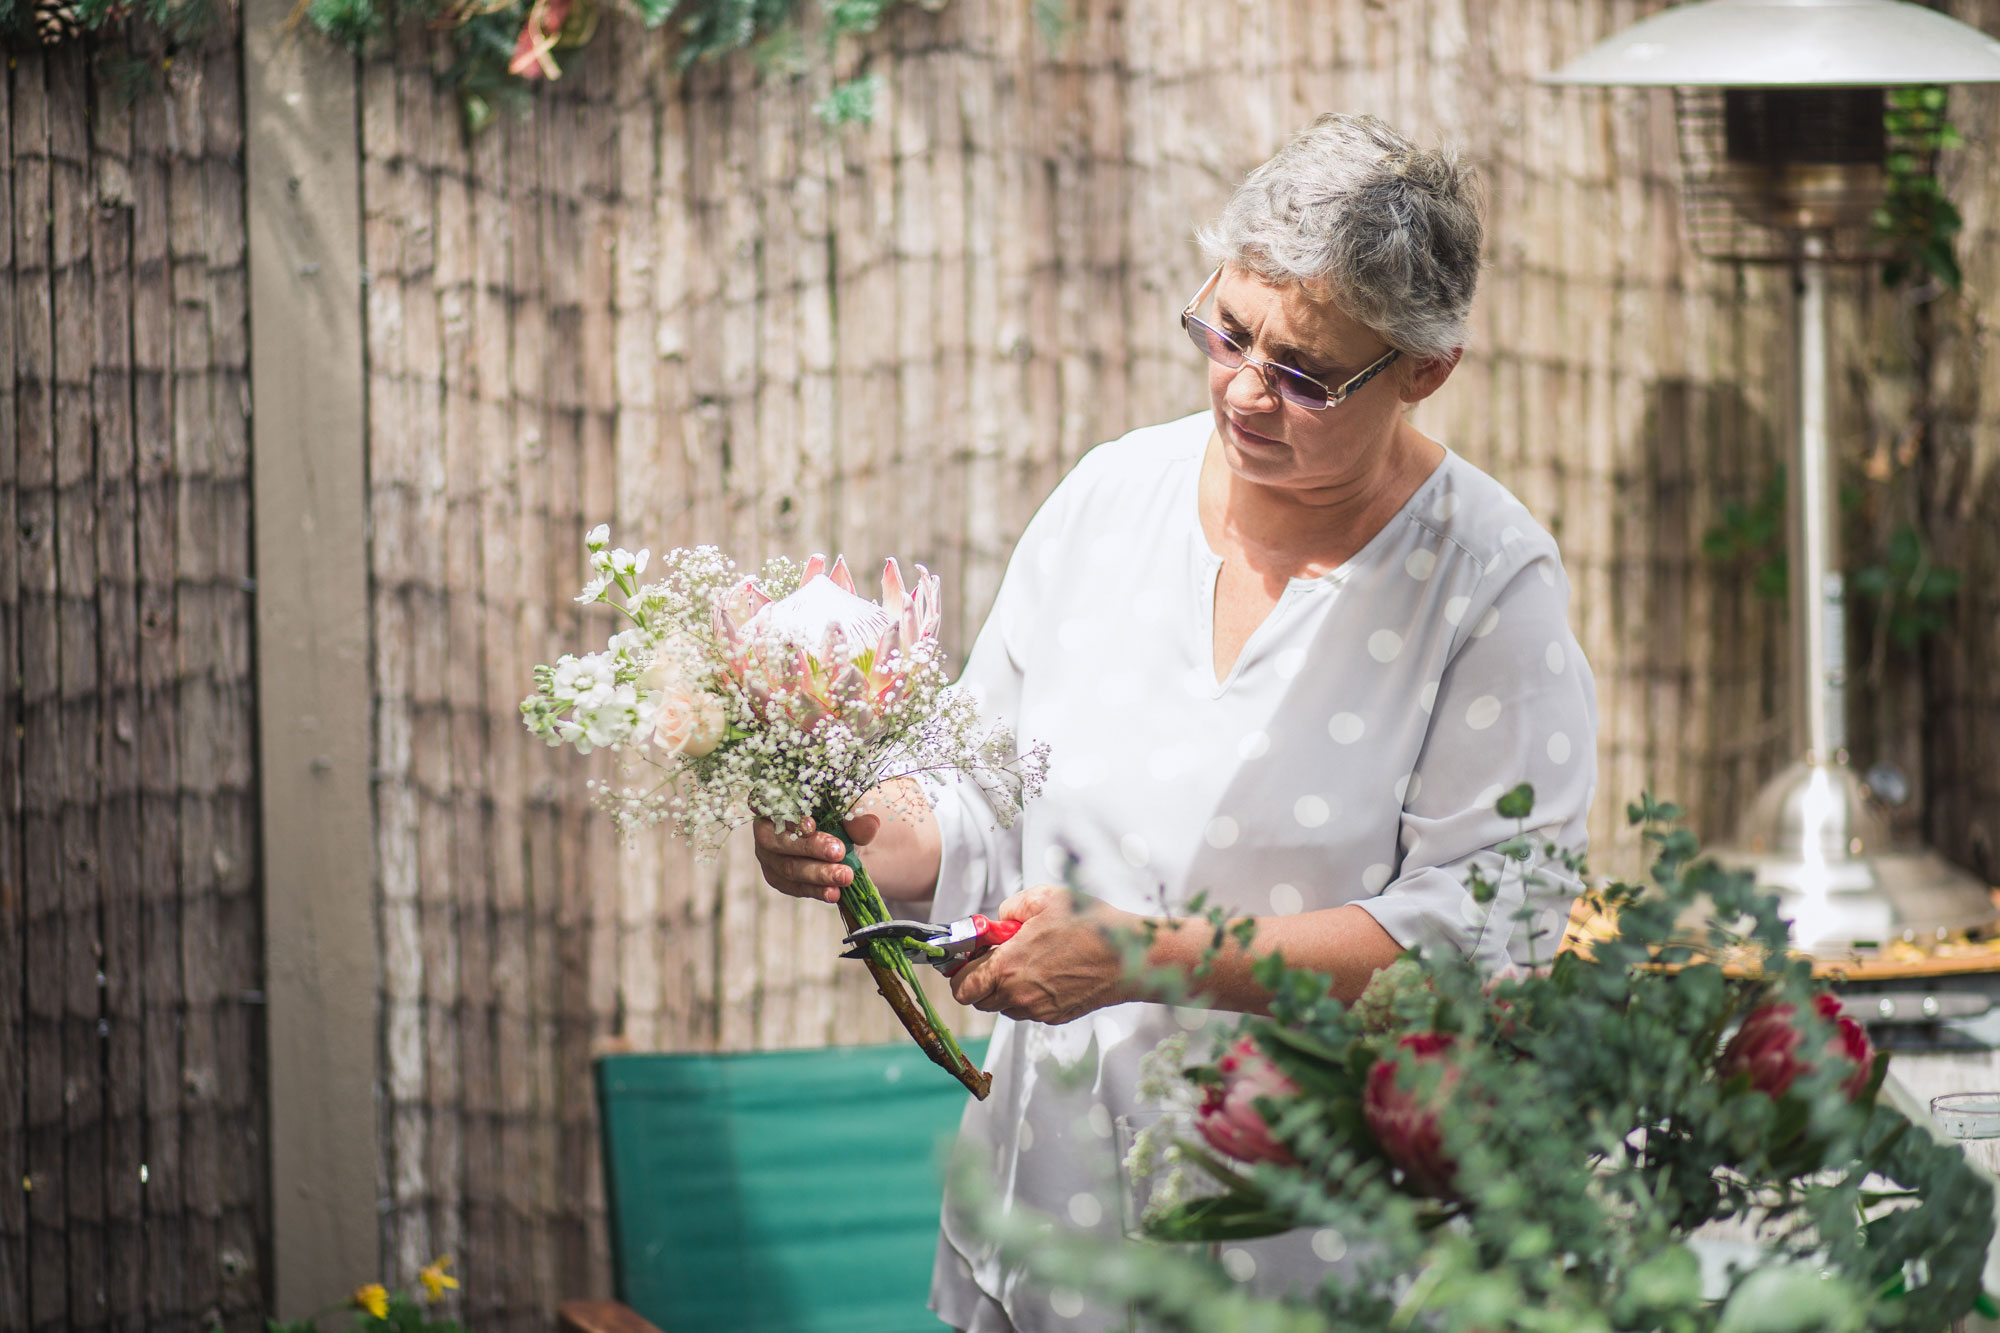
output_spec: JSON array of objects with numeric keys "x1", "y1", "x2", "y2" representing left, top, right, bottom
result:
[{"x1": 840, "y1": 914, "x2": 1024, "y2": 977}]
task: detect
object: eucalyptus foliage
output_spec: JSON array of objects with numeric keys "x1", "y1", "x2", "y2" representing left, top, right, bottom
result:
[{"x1": 967, "y1": 793, "x2": 1994, "y2": 1331}]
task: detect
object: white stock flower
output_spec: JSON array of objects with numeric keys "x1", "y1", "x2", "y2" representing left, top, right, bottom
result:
[
  {"x1": 552, "y1": 653, "x2": 618, "y2": 707},
  {"x1": 526, "y1": 536, "x2": 1051, "y2": 851},
  {"x1": 607, "y1": 627, "x2": 651, "y2": 657},
  {"x1": 548, "y1": 655, "x2": 587, "y2": 702}
]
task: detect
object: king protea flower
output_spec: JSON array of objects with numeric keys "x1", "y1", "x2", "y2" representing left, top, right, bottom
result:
[
  {"x1": 713, "y1": 554, "x2": 941, "y2": 734},
  {"x1": 1719, "y1": 992, "x2": 1874, "y2": 1102},
  {"x1": 1363, "y1": 1032, "x2": 1461, "y2": 1198},
  {"x1": 1195, "y1": 1035, "x2": 1300, "y2": 1165}
]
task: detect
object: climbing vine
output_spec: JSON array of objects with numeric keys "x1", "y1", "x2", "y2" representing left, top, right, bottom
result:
[
  {"x1": 1704, "y1": 85, "x2": 1971, "y2": 661},
  {"x1": 1877, "y1": 85, "x2": 1964, "y2": 293},
  {"x1": 1, "y1": 0, "x2": 936, "y2": 135}
]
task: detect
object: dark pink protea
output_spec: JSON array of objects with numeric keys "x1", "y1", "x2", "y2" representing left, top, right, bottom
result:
[
  {"x1": 1194, "y1": 1035, "x2": 1300, "y2": 1166},
  {"x1": 1719, "y1": 992, "x2": 1874, "y2": 1102},
  {"x1": 1362, "y1": 1032, "x2": 1461, "y2": 1198}
]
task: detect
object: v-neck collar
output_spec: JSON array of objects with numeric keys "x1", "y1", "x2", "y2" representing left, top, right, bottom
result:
[{"x1": 1186, "y1": 448, "x2": 1456, "y2": 697}]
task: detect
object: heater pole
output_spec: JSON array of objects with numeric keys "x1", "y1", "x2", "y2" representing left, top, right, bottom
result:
[{"x1": 1792, "y1": 233, "x2": 1846, "y2": 767}]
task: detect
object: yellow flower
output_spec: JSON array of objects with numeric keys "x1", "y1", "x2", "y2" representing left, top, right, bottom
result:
[
  {"x1": 418, "y1": 1255, "x2": 460, "y2": 1302},
  {"x1": 352, "y1": 1284, "x2": 390, "y2": 1320}
]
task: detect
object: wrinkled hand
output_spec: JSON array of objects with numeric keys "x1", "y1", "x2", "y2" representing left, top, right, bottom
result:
[
  {"x1": 948, "y1": 884, "x2": 1134, "y2": 1025},
  {"x1": 753, "y1": 814, "x2": 874, "y2": 903}
]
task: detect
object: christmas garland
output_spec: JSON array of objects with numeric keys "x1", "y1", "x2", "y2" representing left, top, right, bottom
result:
[{"x1": 0, "y1": 0, "x2": 938, "y2": 135}]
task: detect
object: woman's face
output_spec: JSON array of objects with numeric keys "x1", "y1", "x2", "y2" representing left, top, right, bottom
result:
[{"x1": 1203, "y1": 266, "x2": 1423, "y2": 494}]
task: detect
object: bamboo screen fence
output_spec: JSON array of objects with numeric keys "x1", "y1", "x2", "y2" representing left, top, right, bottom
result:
[
  {"x1": 2, "y1": 17, "x2": 266, "y2": 1333},
  {"x1": 7, "y1": 0, "x2": 2000, "y2": 1327},
  {"x1": 1905, "y1": 42, "x2": 2000, "y2": 881},
  {"x1": 352, "y1": 0, "x2": 1806, "y2": 1317}
]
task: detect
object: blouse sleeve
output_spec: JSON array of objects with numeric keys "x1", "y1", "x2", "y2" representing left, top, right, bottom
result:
[
  {"x1": 921, "y1": 605, "x2": 1030, "y2": 923},
  {"x1": 919, "y1": 469, "x2": 1082, "y2": 922},
  {"x1": 1351, "y1": 544, "x2": 1599, "y2": 972}
]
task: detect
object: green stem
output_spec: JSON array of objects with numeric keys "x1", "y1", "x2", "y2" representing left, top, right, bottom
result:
[{"x1": 818, "y1": 804, "x2": 978, "y2": 1077}]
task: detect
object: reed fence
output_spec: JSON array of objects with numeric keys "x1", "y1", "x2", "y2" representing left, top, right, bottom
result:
[
  {"x1": 4, "y1": 15, "x2": 265, "y2": 1332},
  {"x1": 5, "y1": 0, "x2": 2000, "y2": 1326}
]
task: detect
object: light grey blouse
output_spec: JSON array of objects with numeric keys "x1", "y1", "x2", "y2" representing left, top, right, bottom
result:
[{"x1": 924, "y1": 411, "x2": 1600, "y2": 1332}]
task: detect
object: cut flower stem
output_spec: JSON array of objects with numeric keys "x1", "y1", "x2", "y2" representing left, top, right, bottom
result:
[{"x1": 819, "y1": 805, "x2": 991, "y2": 1099}]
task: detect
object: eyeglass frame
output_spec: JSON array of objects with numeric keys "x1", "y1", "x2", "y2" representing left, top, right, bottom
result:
[{"x1": 1180, "y1": 265, "x2": 1402, "y2": 411}]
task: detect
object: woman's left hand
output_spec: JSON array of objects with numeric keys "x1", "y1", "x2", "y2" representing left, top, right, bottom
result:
[{"x1": 947, "y1": 884, "x2": 1133, "y2": 1025}]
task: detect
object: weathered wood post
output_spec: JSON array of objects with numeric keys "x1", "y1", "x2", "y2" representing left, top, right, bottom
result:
[{"x1": 242, "y1": 0, "x2": 378, "y2": 1314}]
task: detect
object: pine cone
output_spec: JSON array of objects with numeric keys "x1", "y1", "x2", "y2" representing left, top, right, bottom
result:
[{"x1": 35, "y1": 0, "x2": 86, "y2": 45}]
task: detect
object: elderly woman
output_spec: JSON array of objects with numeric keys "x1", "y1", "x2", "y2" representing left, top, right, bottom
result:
[{"x1": 756, "y1": 113, "x2": 1597, "y2": 1332}]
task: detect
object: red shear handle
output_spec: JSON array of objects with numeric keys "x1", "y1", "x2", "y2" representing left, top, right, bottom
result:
[
  {"x1": 970, "y1": 915, "x2": 1024, "y2": 946},
  {"x1": 945, "y1": 915, "x2": 1023, "y2": 978}
]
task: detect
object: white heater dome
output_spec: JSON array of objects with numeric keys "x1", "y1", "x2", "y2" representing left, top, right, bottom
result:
[{"x1": 1544, "y1": 0, "x2": 2000, "y2": 89}]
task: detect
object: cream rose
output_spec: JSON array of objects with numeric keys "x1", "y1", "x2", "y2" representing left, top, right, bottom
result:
[
  {"x1": 652, "y1": 686, "x2": 725, "y2": 757},
  {"x1": 639, "y1": 655, "x2": 726, "y2": 757}
]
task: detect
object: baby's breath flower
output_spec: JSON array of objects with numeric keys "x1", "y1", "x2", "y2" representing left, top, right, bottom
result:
[
  {"x1": 1136, "y1": 1031, "x2": 1195, "y2": 1107},
  {"x1": 525, "y1": 529, "x2": 1050, "y2": 850}
]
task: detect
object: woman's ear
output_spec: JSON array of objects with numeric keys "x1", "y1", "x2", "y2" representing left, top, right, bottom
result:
[{"x1": 1399, "y1": 348, "x2": 1463, "y2": 404}]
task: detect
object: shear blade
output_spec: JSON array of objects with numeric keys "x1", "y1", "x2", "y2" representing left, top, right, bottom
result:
[{"x1": 842, "y1": 919, "x2": 944, "y2": 947}]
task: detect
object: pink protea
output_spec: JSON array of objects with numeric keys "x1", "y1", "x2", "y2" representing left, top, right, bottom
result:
[
  {"x1": 1194, "y1": 1035, "x2": 1300, "y2": 1166},
  {"x1": 1720, "y1": 992, "x2": 1874, "y2": 1102},
  {"x1": 712, "y1": 555, "x2": 941, "y2": 732},
  {"x1": 1362, "y1": 1032, "x2": 1461, "y2": 1198}
]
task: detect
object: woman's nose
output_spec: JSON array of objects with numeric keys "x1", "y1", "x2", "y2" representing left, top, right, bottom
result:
[{"x1": 1224, "y1": 359, "x2": 1280, "y2": 412}]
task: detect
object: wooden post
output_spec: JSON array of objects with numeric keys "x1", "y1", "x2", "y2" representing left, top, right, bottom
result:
[{"x1": 241, "y1": 0, "x2": 376, "y2": 1314}]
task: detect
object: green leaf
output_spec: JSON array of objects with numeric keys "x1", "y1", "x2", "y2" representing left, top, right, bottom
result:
[
  {"x1": 304, "y1": 0, "x2": 385, "y2": 45},
  {"x1": 1254, "y1": 1024, "x2": 1352, "y2": 1068},
  {"x1": 1468, "y1": 866, "x2": 1498, "y2": 904},
  {"x1": 1496, "y1": 783, "x2": 1535, "y2": 820},
  {"x1": 1613, "y1": 1244, "x2": 1703, "y2": 1322},
  {"x1": 1716, "y1": 1266, "x2": 1868, "y2": 1332},
  {"x1": 820, "y1": 0, "x2": 885, "y2": 36},
  {"x1": 1142, "y1": 1192, "x2": 1298, "y2": 1243},
  {"x1": 1249, "y1": 950, "x2": 1289, "y2": 993},
  {"x1": 813, "y1": 73, "x2": 882, "y2": 126}
]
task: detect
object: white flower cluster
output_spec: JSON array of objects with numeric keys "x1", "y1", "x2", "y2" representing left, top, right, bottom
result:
[
  {"x1": 1123, "y1": 1031, "x2": 1223, "y2": 1225},
  {"x1": 523, "y1": 527, "x2": 1050, "y2": 854}
]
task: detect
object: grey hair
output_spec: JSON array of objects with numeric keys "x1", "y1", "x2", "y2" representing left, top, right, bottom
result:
[{"x1": 1196, "y1": 113, "x2": 1484, "y2": 362}]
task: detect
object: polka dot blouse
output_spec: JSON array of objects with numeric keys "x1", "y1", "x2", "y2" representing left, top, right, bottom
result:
[{"x1": 925, "y1": 410, "x2": 1599, "y2": 1332}]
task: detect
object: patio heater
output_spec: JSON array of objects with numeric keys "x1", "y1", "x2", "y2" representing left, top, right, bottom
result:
[{"x1": 1547, "y1": 0, "x2": 2000, "y2": 954}]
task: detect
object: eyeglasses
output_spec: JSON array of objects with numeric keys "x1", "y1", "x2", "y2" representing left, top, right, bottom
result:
[{"x1": 1180, "y1": 266, "x2": 1401, "y2": 411}]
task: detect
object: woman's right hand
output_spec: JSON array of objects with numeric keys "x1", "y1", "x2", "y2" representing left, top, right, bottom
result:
[
  {"x1": 752, "y1": 817, "x2": 859, "y2": 904},
  {"x1": 752, "y1": 778, "x2": 943, "y2": 905}
]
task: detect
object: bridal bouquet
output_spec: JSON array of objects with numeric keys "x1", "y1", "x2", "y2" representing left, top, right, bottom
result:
[{"x1": 522, "y1": 526, "x2": 1046, "y2": 1097}]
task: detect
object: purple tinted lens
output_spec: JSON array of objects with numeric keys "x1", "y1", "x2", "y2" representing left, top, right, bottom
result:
[
  {"x1": 1184, "y1": 317, "x2": 1329, "y2": 408},
  {"x1": 1185, "y1": 316, "x2": 1238, "y2": 367},
  {"x1": 1271, "y1": 370, "x2": 1329, "y2": 409}
]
